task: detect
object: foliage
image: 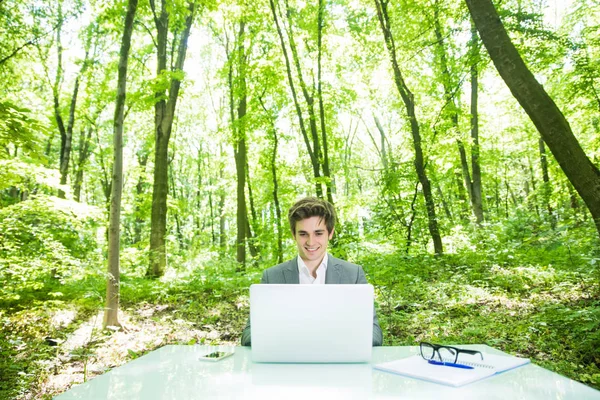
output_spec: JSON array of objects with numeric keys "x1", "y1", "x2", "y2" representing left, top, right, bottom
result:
[
  {"x1": 0, "y1": 101, "x2": 47, "y2": 160},
  {"x1": 1, "y1": 0, "x2": 600, "y2": 397},
  {"x1": 0, "y1": 195, "x2": 102, "y2": 304},
  {"x1": 361, "y1": 220, "x2": 600, "y2": 388}
]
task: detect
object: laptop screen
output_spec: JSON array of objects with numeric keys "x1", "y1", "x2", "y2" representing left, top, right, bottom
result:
[{"x1": 250, "y1": 284, "x2": 374, "y2": 363}]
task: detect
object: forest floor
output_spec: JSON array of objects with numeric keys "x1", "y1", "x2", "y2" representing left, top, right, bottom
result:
[
  {"x1": 2, "y1": 231, "x2": 600, "y2": 399},
  {"x1": 25, "y1": 305, "x2": 239, "y2": 399}
]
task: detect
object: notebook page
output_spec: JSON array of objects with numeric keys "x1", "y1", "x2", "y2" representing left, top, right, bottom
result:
[
  {"x1": 374, "y1": 355, "x2": 495, "y2": 387},
  {"x1": 374, "y1": 352, "x2": 530, "y2": 387}
]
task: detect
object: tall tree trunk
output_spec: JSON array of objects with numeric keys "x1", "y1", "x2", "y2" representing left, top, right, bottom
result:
[
  {"x1": 234, "y1": 140, "x2": 247, "y2": 266},
  {"x1": 433, "y1": 3, "x2": 479, "y2": 224},
  {"x1": 454, "y1": 170, "x2": 470, "y2": 220},
  {"x1": 271, "y1": 134, "x2": 283, "y2": 263},
  {"x1": 218, "y1": 144, "x2": 227, "y2": 252},
  {"x1": 148, "y1": 1, "x2": 195, "y2": 277},
  {"x1": 94, "y1": 129, "x2": 112, "y2": 208},
  {"x1": 51, "y1": 4, "x2": 67, "y2": 198},
  {"x1": 227, "y1": 20, "x2": 249, "y2": 268},
  {"x1": 374, "y1": 0, "x2": 443, "y2": 254},
  {"x1": 54, "y1": 23, "x2": 91, "y2": 199},
  {"x1": 259, "y1": 96, "x2": 284, "y2": 263},
  {"x1": 59, "y1": 56, "x2": 88, "y2": 198},
  {"x1": 134, "y1": 150, "x2": 149, "y2": 244},
  {"x1": 169, "y1": 162, "x2": 185, "y2": 250},
  {"x1": 104, "y1": 0, "x2": 137, "y2": 329},
  {"x1": 343, "y1": 122, "x2": 357, "y2": 197},
  {"x1": 269, "y1": 0, "x2": 323, "y2": 198},
  {"x1": 73, "y1": 126, "x2": 92, "y2": 202},
  {"x1": 284, "y1": 0, "x2": 324, "y2": 199},
  {"x1": 246, "y1": 161, "x2": 259, "y2": 259},
  {"x1": 466, "y1": 0, "x2": 600, "y2": 239},
  {"x1": 373, "y1": 116, "x2": 389, "y2": 172},
  {"x1": 539, "y1": 138, "x2": 555, "y2": 228},
  {"x1": 469, "y1": 21, "x2": 484, "y2": 224},
  {"x1": 317, "y1": 0, "x2": 334, "y2": 204}
]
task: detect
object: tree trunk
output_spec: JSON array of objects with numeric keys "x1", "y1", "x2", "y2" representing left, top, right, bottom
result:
[
  {"x1": 469, "y1": 21, "x2": 484, "y2": 224},
  {"x1": 269, "y1": 0, "x2": 323, "y2": 198},
  {"x1": 465, "y1": 0, "x2": 600, "y2": 239},
  {"x1": 234, "y1": 139, "x2": 247, "y2": 266},
  {"x1": 226, "y1": 20, "x2": 249, "y2": 268},
  {"x1": 271, "y1": 134, "x2": 283, "y2": 263},
  {"x1": 73, "y1": 126, "x2": 92, "y2": 202},
  {"x1": 317, "y1": 0, "x2": 334, "y2": 204},
  {"x1": 373, "y1": 116, "x2": 389, "y2": 172},
  {"x1": 539, "y1": 138, "x2": 555, "y2": 228},
  {"x1": 246, "y1": 161, "x2": 259, "y2": 259},
  {"x1": 51, "y1": 4, "x2": 67, "y2": 198},
  {"x1": 454, "y1": 170, "x2": 470, "y2": 220},
  {"x1": 148, "y1": 1, "x2": 195, "y2": 277},
  {"x1": 433, "y1": 4, "x2": 479, "y2": 224},
  {"x1": 104, "y1": 0, "x2": 137, "y2": 329},
  {"x1": 59, "y1": 60, "x2": 86, "y2": 198},
  {"x1": 133, "y1": 150, "x2": 149, "y2": 244},
  {"x1": 56, "y1": 29, "x2": 91, "y2": 199},
  {"x1": 374, "y1": 0, "x2": 443, "y2": 254},
  {"x1": 169, "y1": 162, "x2": 185, "y2": 250},
  {"x1": 259, "y1": 96, "x2": 284, "y2": 263},
  {"x1": 94, "y1": 129, "x2": 112, "y2": 208}
]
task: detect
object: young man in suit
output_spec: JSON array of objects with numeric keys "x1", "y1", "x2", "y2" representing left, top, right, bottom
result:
[{"x1": 241, "y1": 197, "x2": 383, "y2": 346}]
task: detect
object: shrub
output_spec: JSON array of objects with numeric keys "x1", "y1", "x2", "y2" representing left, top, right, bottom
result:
[{"x1": 0, "y1": 195, "x2": 102, "y2": 302}]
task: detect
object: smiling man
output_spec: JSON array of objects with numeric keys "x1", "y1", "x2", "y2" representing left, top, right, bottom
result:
[{"x1": 241, "y1": 197, "x2": 383, "y2": 346}]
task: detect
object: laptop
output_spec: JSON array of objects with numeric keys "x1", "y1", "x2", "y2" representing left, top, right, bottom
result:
[{"x1": 250, "y1": 284, "x2": 374, "y2": 363}]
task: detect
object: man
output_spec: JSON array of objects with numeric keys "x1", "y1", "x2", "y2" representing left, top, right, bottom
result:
[{"x1": 241, "y1": 196, "x2": 383, "y2": 346}]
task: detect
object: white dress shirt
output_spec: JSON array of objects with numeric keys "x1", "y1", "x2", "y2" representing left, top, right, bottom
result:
[{"x1": 298, "y1": 254, "x2": 328, "y2": 284}]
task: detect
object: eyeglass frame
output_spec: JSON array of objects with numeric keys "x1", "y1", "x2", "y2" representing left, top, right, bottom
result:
[{"x1": 419, "y1": 342, "x2": 484, "y2": 364}]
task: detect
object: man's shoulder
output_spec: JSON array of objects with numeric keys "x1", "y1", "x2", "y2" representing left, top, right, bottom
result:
[
  {"x1": 329, "y1": 255, "x2": 362, "y2": 270},
  {"x1": 265, "y1": 258, "x2": 296, "y2": 273}
]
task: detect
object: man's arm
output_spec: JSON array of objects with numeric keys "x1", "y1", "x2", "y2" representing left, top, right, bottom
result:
[
  {"x1": 240, "y1": 271, "x2": 269, "y2": 346},
  {"x1": 357, "y1": 266, "x2": 384, "y2": 346}
]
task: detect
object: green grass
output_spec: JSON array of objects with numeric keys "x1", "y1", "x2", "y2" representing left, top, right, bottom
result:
[
  {"x1": 1, "y1": 226, "x2": 600, "y2": 398},
  {"x1": 360, "y1": 229, "x2": 600, "y2": 389}
]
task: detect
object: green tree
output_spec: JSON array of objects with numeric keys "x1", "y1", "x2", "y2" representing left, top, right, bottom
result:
[
  {"x1": 466, "y1": 0, "x2": 600, "y2": 240},
  {"x1": 147, "y1": 0, "x2": 197, "y2": 277},
  {"x1": 104, "y1": 0, "x2": 139, "y2": 329}
]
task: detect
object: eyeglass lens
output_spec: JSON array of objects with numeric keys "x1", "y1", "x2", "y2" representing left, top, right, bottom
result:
[
  {"x1": 420, "y1": 343, "x2": 458, "y2": 363},
  {"x1": 421, "y1": 343, "x2": 435, "y2": 360},
  {"x1": 438, "y1": 347, "x2": 458, "y2": 363}
]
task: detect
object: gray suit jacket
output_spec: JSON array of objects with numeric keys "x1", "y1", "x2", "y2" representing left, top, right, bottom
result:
[{"x1": 240, "y1": 255, "x2": 383, "y2": 346}]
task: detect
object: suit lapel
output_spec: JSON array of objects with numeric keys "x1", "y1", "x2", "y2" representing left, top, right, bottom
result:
[
  {"x1": 283, "y1": 258, "x2": 300, "y2": 284},
  {"x1": 325, "y1": 254, "x2": 341, "y2": 284}
]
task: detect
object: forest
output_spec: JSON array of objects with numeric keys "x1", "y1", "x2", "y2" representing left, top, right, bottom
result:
[{"x1": 1, "y1": 0, "x2": 600, "y2": 398}]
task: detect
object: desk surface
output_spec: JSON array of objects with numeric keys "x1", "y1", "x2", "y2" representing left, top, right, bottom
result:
[{"x1": 55, "y1": 344, "x2": 600, "y2": 399}]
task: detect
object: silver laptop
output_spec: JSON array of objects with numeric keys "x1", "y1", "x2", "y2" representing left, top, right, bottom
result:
[{"x1": 250, "y1": 284, "x2": 374, "y2": 363}]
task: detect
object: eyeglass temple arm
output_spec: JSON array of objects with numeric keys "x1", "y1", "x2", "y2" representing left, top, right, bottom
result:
[{"x1": 459, "y1": 349, "x2": 484, "y2": 359}]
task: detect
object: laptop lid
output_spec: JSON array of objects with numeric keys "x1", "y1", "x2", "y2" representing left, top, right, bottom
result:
[{"x1": 250, "y1": 284, "x2": 374, "y2": 363}]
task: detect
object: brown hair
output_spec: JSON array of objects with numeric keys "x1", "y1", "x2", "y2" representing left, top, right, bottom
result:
[{"x1": 288, "y1": 197, "x2": 336, "y2": 235}]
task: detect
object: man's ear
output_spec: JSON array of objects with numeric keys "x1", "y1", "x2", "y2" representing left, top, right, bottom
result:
[{"x1": 328, "y1": 227, "x2": 335, "y2": 239}]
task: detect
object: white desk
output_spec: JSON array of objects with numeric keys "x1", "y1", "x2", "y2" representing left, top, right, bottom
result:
[{"x1": 54, "y1": 345, "x2": 600, "y2": 399}]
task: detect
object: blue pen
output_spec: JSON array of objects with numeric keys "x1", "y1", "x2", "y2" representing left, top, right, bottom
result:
[{"x1": 428, "y1": 359, "x2": 474, "y2": 369}]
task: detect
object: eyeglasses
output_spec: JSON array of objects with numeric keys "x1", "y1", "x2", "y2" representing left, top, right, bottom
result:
[{"x1": 420, "y1": 342, "x2": 484, "y2": 364}]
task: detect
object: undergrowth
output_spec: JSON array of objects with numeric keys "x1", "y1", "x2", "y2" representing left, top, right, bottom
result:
[{"x1": 1, "y1": 221, "x2": 600, "y2": 398}]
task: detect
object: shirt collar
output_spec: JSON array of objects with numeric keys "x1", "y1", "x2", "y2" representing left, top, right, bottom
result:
[{"x1": 297, "y1": 252, "x2": 329, "y2": 275}]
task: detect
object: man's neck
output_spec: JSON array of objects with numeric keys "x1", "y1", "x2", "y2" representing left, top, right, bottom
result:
[{"x1": 300, "y1": 253, "x2": 327, "y2": 277}]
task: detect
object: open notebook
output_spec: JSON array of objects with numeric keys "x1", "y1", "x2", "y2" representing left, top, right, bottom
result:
[{"x1": 374, "y1": 351, "x2": 530, "y2": 387}]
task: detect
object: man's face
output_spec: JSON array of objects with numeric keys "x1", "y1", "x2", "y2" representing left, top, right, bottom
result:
[{"x1": 292, "y1": 216, "x2": 334, "y2": 266}]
